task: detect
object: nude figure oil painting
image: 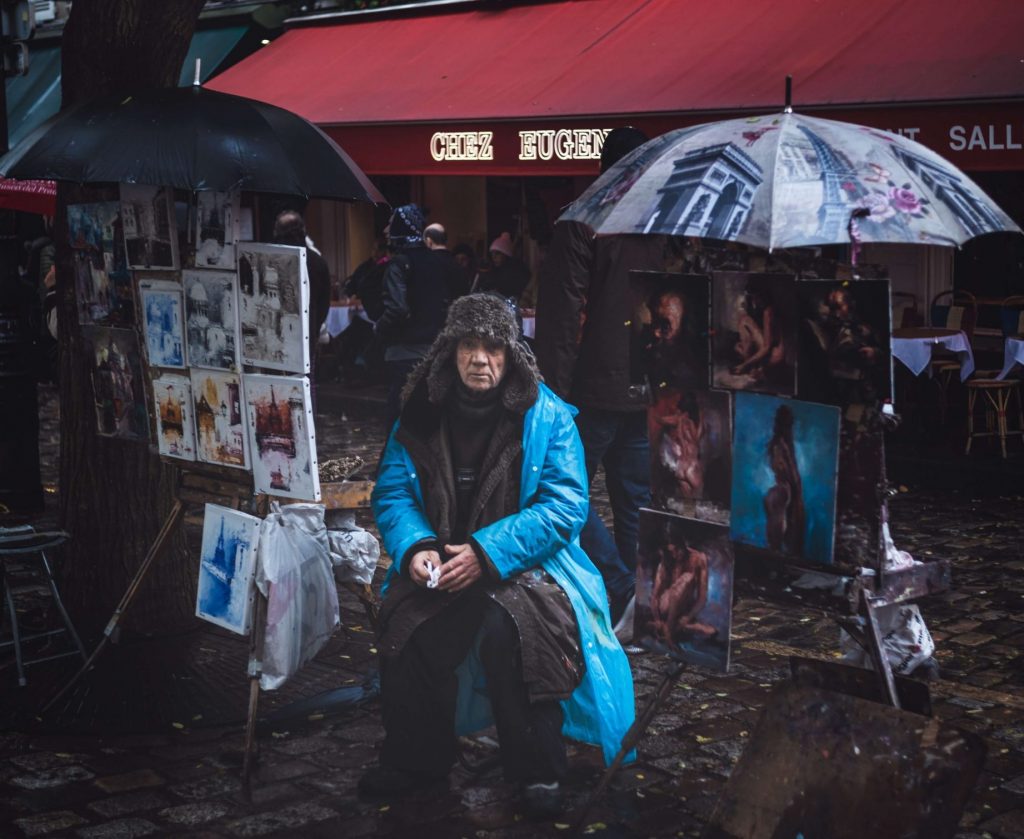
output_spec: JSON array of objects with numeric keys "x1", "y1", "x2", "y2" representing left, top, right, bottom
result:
[
  {"x1": 712, "y1": 272, "x2": 796, "y2": 395},
  {"x1": 648, "y1": 388, "x2": 731, "y2": 523},
  {"x1": 634, "y1": 509, "x2": 733, "y2": 672},
  {"x1": 730, "y1": 392, "x2": 840, "y2": 566}
]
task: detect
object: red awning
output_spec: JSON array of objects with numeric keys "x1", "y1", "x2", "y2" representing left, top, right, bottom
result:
[
  {"x1": 208, "y1": 0, "x2": 1024, "y2": 174},
  {"x1": 0, "y1": 176, "x2": 56, "y2": 215}
]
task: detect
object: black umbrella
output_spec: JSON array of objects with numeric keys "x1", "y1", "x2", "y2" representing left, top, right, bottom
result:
[{"x1": 0, "y1": 84, "x2": 386, "y2": 204}]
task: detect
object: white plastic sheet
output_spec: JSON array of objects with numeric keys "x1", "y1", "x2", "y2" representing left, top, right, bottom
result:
[
  {"x1": 325, "y1": 509, "x2": 380, "y2": 586},
  {"x1": 256, "y1": 502, "x2": 340, "y2": 690},
  {"x1": 840, "y1": 603, "x2": 936, "y2": 676}
]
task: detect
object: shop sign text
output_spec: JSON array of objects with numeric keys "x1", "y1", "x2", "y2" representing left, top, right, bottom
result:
[
  {"x1": 518, "y1": 128, "x2": 612, "y2": 161},
  {"x1": 430, "y1": 131, "x2": 494, "y2": 161}
]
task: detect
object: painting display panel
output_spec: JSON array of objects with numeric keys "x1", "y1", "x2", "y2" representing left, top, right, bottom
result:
[
  {"x1": 243, "y1": 374, "x2": 320, "y2": 501},
  {"x1": 649, "y1": 388, "x2": 731, "y2": 523},
  {"x1": 184, "y1": 270, "x2": 239, "y2": 371},
  {"x1": 195, "y1": 503, "x2": 260, "y2": 635},
  {"x1": 82, "y1": 326, "x2": 149, "y2": 440},
  {"x1": 237, "y1": 243, "x2": 310, "y2": 374},
  {"x1": 190, "y1": 368, "x2": 248, "y2": 469},
  {"x1": 634, "y1": 509, "x2": 733, "y2": 672},
  {"x1": 138, "y1": 277, "x2": 185, "y2": 368},
  {"x1": 67, "y1": 201, "x2": 133, "y2": 326},
  {"x1": 628, "y1": 271, "x2": 711, "y2": 393},
  {"x1": 797, "y1": 278, "x2": 893, "y2": 407},
  {"x1": 195, "y1": 191, "x2": 239, "y2": 270},
  {"x1": 152, "y1": 374, "x2": 196, "y2": 461},
  {"x1": 712, "y1": 272, "x2": 797, "y2": 395},
  {"x1": 730, "y1": 393, "x2": 840, "y2": 566},
  {"x1": 120, "y1": 184, "x2": 179, "y2": 270}
]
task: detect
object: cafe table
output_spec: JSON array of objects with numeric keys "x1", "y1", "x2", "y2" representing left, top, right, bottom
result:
[
  {"x1": 891, "y1": 327, "x2": 975, "y2": 382},
  {"x1": 996, "y1": 336, "x2": 1024, "y2": 380}
]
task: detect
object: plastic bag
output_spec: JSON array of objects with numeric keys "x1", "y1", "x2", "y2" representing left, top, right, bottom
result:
[
  {"x1": 840, "y1": 603, "x2": 935, "y2": 676},
  {"x1": 256, "y1": 502, "x2": 340, "y2": 690},
  {"x1": 326, "y1": 509, "x2": 380, "y2": 586}
]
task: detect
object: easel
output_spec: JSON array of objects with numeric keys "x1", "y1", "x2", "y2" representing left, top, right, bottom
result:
[
  {"x1": 42, "y1": 463, "x2": 254, "y2": 714},
  {"x1": 41, "y1": 461, "x2": 377, "y2": 804},
  {"x1": 241, "y1": 479, "x2": 375, "y2": 800}
]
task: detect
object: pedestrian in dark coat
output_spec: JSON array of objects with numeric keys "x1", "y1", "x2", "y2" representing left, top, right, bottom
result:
[
  {"x1": 363, "y1": 294, "x2": 635, "y2": 818},
  {"x1": 534, "y1": 127, "x2": 672, "y2": 630}
]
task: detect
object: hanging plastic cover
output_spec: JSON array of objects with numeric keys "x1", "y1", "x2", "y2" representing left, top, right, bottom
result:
[{"x1": 256, "y1": 502, "x2": 340, "y2": 690}]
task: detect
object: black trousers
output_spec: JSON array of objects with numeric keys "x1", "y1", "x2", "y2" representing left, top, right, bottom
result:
[{"x1": 380, "y1": 593, "x2": 567, "y2": 783}]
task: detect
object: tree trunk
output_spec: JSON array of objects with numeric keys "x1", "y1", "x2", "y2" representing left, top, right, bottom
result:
[{"x1": 56, "y1": 0, "x2": 204, "y2": 635}]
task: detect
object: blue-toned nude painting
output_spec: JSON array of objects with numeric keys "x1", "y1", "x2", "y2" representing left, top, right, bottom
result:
[
  {"x1": 195, "y1": 504, "x2": 261, "y2": 635},
  {"x1": 730, "y1": 392, "x2": 840, "y2": 565}
]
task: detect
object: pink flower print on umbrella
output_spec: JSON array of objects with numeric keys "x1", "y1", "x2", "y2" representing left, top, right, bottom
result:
[
  {"x1": 889, "y1": 186, "x2": 923, "y2": 214},
  {"x1": 857, "y1": 192, "x2": 896, "y2": 222}
]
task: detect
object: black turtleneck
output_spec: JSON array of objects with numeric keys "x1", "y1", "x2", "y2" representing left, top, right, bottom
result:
[{"x1": 447, "y1": 380, "x2": 504, "y2": 542}]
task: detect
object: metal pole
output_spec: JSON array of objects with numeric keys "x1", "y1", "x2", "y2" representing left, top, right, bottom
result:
[{"x1": 784, "y1": 75, "x2": 793, "y2": 113}]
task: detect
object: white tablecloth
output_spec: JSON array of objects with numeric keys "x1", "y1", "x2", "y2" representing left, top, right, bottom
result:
[
  {"x1": 891, "y1": 330, "x2": 974, "y2": 381},
  {"x1": 522, "y1": 316, "x2": 536, "y2": 339},
  {"x1": 325, "y1": 305, "x2": 368, "y2": 338},
  {"x1": 997, "y1": 337, "x2": 1024, "y2": 380}
]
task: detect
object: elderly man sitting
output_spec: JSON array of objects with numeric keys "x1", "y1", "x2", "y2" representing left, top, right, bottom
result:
[{"x1": 361, "y1": 294, "x2": 634, "y2": 817}]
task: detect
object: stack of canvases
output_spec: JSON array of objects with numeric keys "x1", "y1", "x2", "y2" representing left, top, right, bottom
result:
[
  {"x1": 69, "y1": 187, "x2": 321, "y2": 503},
  {"x1": 70, "y1": 190, "x2": 330, "y2": 646},
  {"x1": 628, "y1": 266, "x2": 893, "y2": 673}
]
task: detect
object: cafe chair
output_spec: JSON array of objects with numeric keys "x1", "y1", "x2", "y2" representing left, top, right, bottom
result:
[
  {"x1": 999, "y1": 295, "x2": 1024, "y2": 339},
  {"x1": 929, "y1": 290, "x2": 977, "y2": 423},
  {"x1": 0, "y1": 527, "x2": 87, "y2": 686},
  {"x1": 965, "y1": 376, "x2": 1024, "y2": 458},
  {"x1": 891, "y1": 291, "x2": 922, "y2": 329}
]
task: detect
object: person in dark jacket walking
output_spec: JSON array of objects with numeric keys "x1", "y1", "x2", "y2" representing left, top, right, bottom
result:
[
  {"x1": 376, "y1": 204, "x2": 450, "y2": 430},
  {"x1": 362, "y1": 294, "x2": 634, "y2": 818},
  {"x1": 534, "y1": 127, "x2": 671, "y2": 633}
]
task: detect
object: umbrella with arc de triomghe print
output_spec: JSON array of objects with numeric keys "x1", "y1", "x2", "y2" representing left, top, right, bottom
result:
[{"x1": 560, "y1": 111, "x2": 1020, "y2": 251}]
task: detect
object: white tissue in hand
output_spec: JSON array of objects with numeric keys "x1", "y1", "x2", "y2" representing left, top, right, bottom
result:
[{"x1": 426, "y1": 562, "x2": 441, "y2": 589}]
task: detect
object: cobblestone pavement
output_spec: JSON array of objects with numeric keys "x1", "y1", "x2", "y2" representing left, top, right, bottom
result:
[{"x1": 1, "y1": 383, "x2": 1023, "y2": 837}]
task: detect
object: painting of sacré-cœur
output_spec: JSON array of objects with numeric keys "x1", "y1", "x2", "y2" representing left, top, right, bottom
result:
[
  {"x1": 184, "y1": 270, "x2": 239, "y2": 371},
  {"x1": 195, "y1": 191, "x2": 239, "y2": 270},
  {"x1": 244, "y1": 373, "x2": 320, "y2": 501},
  {"x1": 152, "y1": 374, "x2": 196, "y2": 461},
  {"x1": 237, "y1": 242, "x2": 310, "y2": 374},
  {"x1": 195, "y1": 504, "x2": 261, "y2": 635},
  {"x1": 120, "y1": 184, "x2": 179, "y2": 270},
  {"x1": 190, "y1": 368, "x2": 248, "y2": 469},
  {"x1": 138, "y1": 277, "x2": 185, "y2": 368},
  {"x1": 83, "y1": 326, "x2": 149, "y2": 441}
]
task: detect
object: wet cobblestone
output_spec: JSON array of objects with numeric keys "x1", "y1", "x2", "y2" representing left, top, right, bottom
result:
[{"x1": 1, "y1": 383, "x2": 1023, "y2": 836}]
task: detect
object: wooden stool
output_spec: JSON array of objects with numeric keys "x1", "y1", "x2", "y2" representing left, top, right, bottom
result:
[
  {"x1": 0, "y1": 528, "x2": 87, "y2": 686},
  {"x1": 965, "y1": 378, "x2": 1024, "y2": 458}
]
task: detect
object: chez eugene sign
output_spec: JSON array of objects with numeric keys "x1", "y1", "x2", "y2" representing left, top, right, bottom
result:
[{"x1": 325, "y1": 102, "x2": 1024, "y2": 175}]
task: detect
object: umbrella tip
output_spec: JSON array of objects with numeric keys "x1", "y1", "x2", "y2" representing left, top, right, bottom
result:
[
  {"x1": 784, "y1": 75, "x2": 793, "y2": 114},
  {"x1": 193, "y1": 58, "x2": 202, "y2": 88}
]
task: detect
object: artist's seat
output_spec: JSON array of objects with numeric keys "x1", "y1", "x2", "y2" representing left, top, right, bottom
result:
[{"x1": 0, "y1": 527, "x2": 88, "y2": 686}]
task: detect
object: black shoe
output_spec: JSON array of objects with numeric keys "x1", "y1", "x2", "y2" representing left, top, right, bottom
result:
[
  {"x1": 520, "y1": 781, "x2": 563, "y2": 820},
  {"x1": 357, "y1": 765, "x2": 445, "y2": 798}
]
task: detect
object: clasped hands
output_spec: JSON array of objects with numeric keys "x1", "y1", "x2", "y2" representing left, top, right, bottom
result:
[{"x1": 410, "y1": 544, "x2": 483, "y2": 593}]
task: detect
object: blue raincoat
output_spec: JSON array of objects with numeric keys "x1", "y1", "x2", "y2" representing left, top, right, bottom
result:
[{"x1": 372, "y1": 383, "x2": 635, "y2": 765}]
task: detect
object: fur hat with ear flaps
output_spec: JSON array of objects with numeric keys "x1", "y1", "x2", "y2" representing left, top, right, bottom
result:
[{"x1": 401, "y1": 293, "x2": 540, "y2": 413}]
